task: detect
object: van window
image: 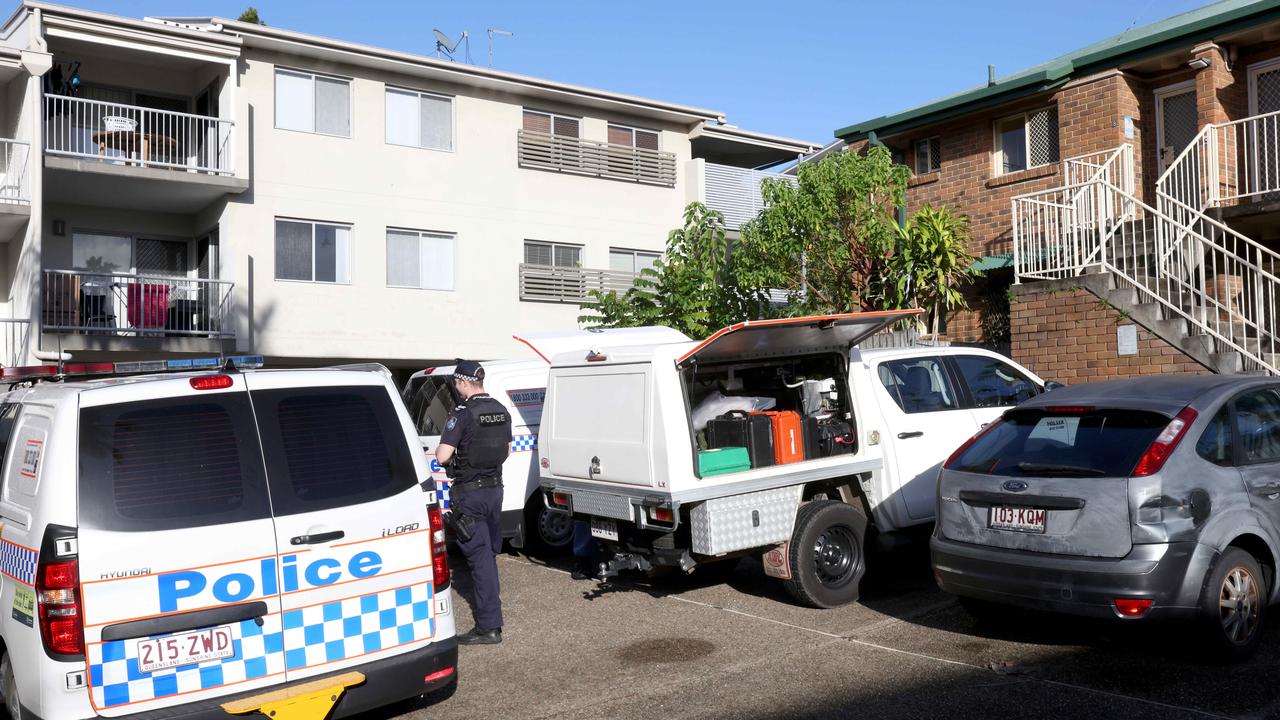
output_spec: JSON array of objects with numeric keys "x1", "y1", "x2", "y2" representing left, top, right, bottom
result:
[
  {"x1": 951, "y1": 355, "x2": 1039, "y2": 408},
  {"x1": 78, "y1": 396, "x2": 272, "y2": 531},
  {"x1": 254, "y1": 386, "x2": 417, "y2": 515},
  {"x1": 412, "y1": 376, "x2": 456, "y2": 436},
  {"x1": 877, "y1": 358, "x2": 958, "y2": 413},
  {"x1": 948, "y1": 408, "x2": 1168, "y2": 477}
]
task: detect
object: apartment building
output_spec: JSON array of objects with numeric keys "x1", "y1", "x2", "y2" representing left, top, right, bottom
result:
[
  {"x1": 836, "y1": 0, "x2": 1280, "y2": 380},
  {"x1": 0, "y1": 2, "x2": 814, "y2": 372}
]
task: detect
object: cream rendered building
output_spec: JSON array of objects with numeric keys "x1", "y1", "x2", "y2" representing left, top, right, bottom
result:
[{"x1": 0, "y1": 2, "x2": 814, "y2": 374}]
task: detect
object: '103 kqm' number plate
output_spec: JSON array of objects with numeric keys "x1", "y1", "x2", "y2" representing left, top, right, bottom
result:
[
  {"x1": 137, "y1": 625, "x2": 235, "y2": 673},
  {"x1": 989, "y1": 506, "x2": 1046, "y2": 534}
]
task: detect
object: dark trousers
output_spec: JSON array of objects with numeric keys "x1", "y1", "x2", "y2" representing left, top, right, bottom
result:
[{"x1": 453, "y1": 484, "x2": 504, "y2": 630}]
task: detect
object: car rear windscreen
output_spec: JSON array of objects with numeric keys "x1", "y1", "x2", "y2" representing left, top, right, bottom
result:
[
  {"x1": 79, "y1": 394, "x2": 272, "y2": 531},
  {"x1": 948, "y1": 408, "x2": 1169, "y2": 477},
  {"x1": 252, "y1": 386, "x2": 418, "y2": 515}
]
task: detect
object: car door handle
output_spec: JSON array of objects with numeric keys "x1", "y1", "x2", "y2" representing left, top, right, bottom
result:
[
  {"x1": 1252, "y1": 482, "x2": 1280, "y2": 496},
  {"x1": 291, "y1": 530, "x2": 345, "y2": 545},
  {"x1": 897, "y1": 431, "x2": 924, "y2": 439}
]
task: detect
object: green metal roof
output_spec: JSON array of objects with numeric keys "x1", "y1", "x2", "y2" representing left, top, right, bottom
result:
[
  {"x1": 971, "y1": 253, "x2": 1013, "y2": 272},
  {"x1": 836, "y1": 0, "x2": 1280, "y2": 141}
]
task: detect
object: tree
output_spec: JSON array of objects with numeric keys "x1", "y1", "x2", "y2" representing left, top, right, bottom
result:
[
  {"x1": 736, "y1": 145, "x2": 910, "y2": 315},
  {"x1": 887, "y1": 205, "x2": 978, "y2": 334},
  {"x1": 237, "y1": 7, "x2": 265, "y2": 24},
  {"x1": 579, "y1": 203, "x2": 758, "y2": 338}
]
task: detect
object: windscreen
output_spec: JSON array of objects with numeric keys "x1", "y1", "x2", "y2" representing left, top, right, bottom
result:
[
  {"x1": 411, "y1": 376, "x2": 456, "y2": 436},
  {"x1": 949, "y1": 408, "x2": 1169, "y2": 478}
]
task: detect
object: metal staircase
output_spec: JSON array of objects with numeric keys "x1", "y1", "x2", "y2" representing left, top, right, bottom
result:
[{"x1": 1013, "y1": 121, "x2": 1280, "y2": 375}]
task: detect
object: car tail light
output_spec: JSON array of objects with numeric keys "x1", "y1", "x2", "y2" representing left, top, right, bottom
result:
[
  {"x1": 550, "y1": 492, "x2": 571, "y2": 510},
  {"x1": 1044, "y1": 405, "x2": 1096, "y2": 414},
  {"x1": 1131, "y1": 407, "x2": 1198, "y2": 477},
  {"x1": 428, "y1": 504, "x2": 450, "y2": 589},
  {"x1": 944, "y1": 418, "x2": 1006, "y2": 469},
  {"x1": 649, "y1": 506, "x2": 674, "y2": 523},
  {"x1": 423, "y1": 666, "x2": 455, "y2": 684},
  {"x1": 190, "y1": 375, "x2": 234, "y2": 390},
  {"x1": 1113, "y1": 597, "x2": 1153, "y2": 618},
  {"x1": 37, "y1": 558, "x2": 83, "y2": 656}
]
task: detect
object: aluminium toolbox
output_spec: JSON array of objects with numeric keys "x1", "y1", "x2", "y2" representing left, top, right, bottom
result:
[
  {"x1": 706, "y1": 410, "x2": 775, "y2": 468},
  {"x1": 753, "y1": 410, "x2": 804, "y2": 464},
  {"x1": 698, "y1": 447, "x2": 752, "y2": 476}
]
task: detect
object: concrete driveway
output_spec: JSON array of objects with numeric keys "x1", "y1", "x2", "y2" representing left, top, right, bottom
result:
[{"x1": 379, "y1": 541, "x2": 1280, "y2": 720}]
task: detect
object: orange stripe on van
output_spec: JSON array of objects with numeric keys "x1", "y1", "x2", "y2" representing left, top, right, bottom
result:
[
  {"x1": 80, "y1": 550, "x2": 311, "y2": 586},
  {"x1": 329, "y1": 528, "x2": 430, "y2": 549}
]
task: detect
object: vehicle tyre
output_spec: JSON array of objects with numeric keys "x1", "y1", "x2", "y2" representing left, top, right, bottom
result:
[
  {"x1": 1201, "y1": 547, "x2": 1266, "y2": 662},
  {"x1": 782, "y1": 500, "x2": 867, "y2": 609},
  {"x1": 521, "y1": 497, "x2": 572, "y2": 557},
  {"x1": 1, "y1": 650, "x2": 20, "y2": 720}
]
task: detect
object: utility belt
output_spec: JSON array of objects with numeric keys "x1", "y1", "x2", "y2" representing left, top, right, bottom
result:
[{"x1": 450, "y1": 475, "x2": 503, "y2": 492}]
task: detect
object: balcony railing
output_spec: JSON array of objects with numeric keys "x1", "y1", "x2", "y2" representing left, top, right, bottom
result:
[
  {"x1": 519, "y1": 263, "x2": 640, "y2": 303},
  {"x1": 703, "y1": 163, "x2": 796, "y2": 230},
  {"x1": 0, "y1": 319, "x2": 31, "y2": 366},
  {"x1": 0, "y1": 139, "x2": 29, "y2": 204},
  {"x1": 45, "y1": 95, "x2": 234, "y2": 175},
  {"x1": 42, "y1": 270, "x2": 234, "y2": 338},
  {"x1": 517, "y1": 130, "x2": 677, "y2": 187}
]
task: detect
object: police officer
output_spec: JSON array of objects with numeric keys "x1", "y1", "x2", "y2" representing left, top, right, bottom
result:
[{"x1": 436, "y1": 359, "x2": 511, "y2": 646}]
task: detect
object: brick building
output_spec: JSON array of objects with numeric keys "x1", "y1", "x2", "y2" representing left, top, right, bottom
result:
[{"x1": 835, "y1": 0, "x2": 1280, "y2": 379}]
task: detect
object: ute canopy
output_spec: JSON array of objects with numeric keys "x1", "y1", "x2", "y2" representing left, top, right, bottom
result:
[
  {"x1": 676, "y1": 310, "x2": 920, "y2": 368},
  {"x1": 515, "y1": 326, "x2": 691, "y2": 363}
]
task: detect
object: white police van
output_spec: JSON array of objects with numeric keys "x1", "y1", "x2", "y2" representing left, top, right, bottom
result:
[
  {"x1": 0, "y1": 357, "x2": 456, "y2": 720},
  {"x1": 402, "y1": 327, "x2": 690, "y2": 553}
]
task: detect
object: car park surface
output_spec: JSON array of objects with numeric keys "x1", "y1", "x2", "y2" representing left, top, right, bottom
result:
[{"x1": 403, "y1": 545, "x2": 1280, "y2": 720}]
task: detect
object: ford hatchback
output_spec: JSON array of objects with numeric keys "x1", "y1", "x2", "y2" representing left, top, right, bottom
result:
[{"x1": 933, "y1": 375, "x2": 1280, "y2": 661}]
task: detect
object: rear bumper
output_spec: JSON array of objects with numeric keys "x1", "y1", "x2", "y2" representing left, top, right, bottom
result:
[
  {"x1": 931, "y1": 535, "x2": 1218, "y2": 621},
  {"x1": 23, "y1": 640, "x2": 458, "y2": 720}
]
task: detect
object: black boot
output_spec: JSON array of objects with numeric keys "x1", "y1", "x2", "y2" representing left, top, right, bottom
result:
[
  {"x1": 457, "y1": 627, "x2": 502, "y2": 645},
  {"x1": 570, "y1": 558, "x2": 596, "y2": 580}
]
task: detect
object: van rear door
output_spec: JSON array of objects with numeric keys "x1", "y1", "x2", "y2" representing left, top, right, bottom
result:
[
  {"x1": 77, "y1": 378, "x2": 286, "y2": 715},
  {"x1": 244, "y1": 372, "x2": 438, "y2": 682}
]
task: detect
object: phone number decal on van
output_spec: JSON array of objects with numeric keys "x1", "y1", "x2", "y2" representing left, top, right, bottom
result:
[{"x1": 506, "y1": 388, "x2": 545, "y2": 407}]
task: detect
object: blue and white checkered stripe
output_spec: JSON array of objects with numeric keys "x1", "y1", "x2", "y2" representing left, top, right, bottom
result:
[
  {"x1": 437, "y1": 479, "x2": 453, "y2": 510},
  {"x1": 88, "y1": 582, "x2": 434, "y2": 709},
  {"x1": 511, "y1": 434, "x2": 537, "y2": 453},
  {"x1": 0, "y1": 538, "x2": 37, "y2": 586}
]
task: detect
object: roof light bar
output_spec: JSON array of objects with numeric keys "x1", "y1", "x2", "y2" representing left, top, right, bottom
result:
[{"x1": 0, "y1": 355, "x2": 266, "y2": 385}]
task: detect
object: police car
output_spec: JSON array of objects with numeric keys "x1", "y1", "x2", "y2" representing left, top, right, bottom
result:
[{"x1": 0, "y1": 357, "x2": 456, "y2": 720}]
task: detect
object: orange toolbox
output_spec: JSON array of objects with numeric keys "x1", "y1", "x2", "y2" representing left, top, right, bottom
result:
[{"x1": 753, "y1": 410, "x2": 805, "y2": 464}]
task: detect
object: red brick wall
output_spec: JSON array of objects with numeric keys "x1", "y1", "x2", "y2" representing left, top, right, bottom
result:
[{"x1": 1010, "y1": 284, "x2": 1207, "y2": 381}]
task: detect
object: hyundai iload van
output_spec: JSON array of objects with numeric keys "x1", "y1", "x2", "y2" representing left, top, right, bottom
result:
[{"x1": 0, "y1": 359, "x2": 456, "y2": 720}]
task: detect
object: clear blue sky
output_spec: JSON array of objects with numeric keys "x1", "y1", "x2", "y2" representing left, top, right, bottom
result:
[{"x1": 71, "y1": 0, "x2": 1211, "y2": 142}]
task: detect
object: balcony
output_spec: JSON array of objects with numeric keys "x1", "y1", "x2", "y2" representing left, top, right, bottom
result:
[
  {"x1": 42, "y1": 95, "x2": 246, "y2": 213},
  {"x1": 518, "y1": 263, "x2": 640, "y2": 303},
  {"x1": 702, "y1": 162, "x2": 796, "y2": 231},
  {"x1": 42, "y1": 270, "x2": 234, "y2": 350},
  {"x1": 517, "y1": 130, "x2": 678, "y2": 187},
  {"x1": 0, "y1": 138, "x2": 30, "y2": 241}
]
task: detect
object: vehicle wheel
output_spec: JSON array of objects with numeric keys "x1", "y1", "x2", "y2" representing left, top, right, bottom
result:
[
  {"x1": 782, "y1": 500, "x2": 867, "y2": 609},
  {"x1": 1201, "y1": 547, "x2": 1266, "y2": 662},
  {"x1": 521, "y1": 498, "x2": 572, "y2": 557},
  {"x1": 1, "y1": 650, "x2": 20, "y2": 720}
]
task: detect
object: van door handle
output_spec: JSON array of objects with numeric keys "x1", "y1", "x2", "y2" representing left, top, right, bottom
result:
[
  {"x1": 897, "y1": 431, "x2": 924, "y2": 439},
  {"x1": 1252, "y1": 482, "x2": 1280, "y2": 496},
  {"x1": 291, "y1": 530, "x2": 345, "y2": 545}
]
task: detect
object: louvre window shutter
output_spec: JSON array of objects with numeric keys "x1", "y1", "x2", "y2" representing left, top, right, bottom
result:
[
  {"x1": 553, "y1": 116, "x2": 580, "y2": 138},
  {"x1": 635, "y1": 130, "x2": 659, "y2": 151},
  {"x1": 608, "y1": 125, "x2": 632, "y2": 146},
  {"x1": 523, "y1": 111, "x2": 551, "y2": 134}
]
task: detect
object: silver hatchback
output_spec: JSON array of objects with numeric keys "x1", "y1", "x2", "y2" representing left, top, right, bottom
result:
[{"x1": 932, "y1": 375, "x2": 1280, "y2": 661}]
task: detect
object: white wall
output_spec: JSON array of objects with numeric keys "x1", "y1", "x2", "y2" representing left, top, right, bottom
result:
[{"x1": 219, "y1": 50, "x2": 689, "y2": 364}]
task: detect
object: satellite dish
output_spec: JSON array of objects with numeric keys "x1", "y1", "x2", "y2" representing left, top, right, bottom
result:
[{"x1": 433, "y1": 29, "x2": 457, "y2": 55}]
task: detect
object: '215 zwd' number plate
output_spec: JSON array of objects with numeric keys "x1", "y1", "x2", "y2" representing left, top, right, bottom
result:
[
  {"x1": 989, "y1": 506, "x2": 1047, "y2": 534},
  {"x1": 137, "y1": 625, "x2": 235, "y2": 673}
]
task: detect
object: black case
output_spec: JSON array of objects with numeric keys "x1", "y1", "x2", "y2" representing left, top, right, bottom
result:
[
  {"x1": 803, "y1": 417, "x2": 855, "y2": 458},
  {"x1": 706, "y1": 410, "x2": 775, "y2": 468}
]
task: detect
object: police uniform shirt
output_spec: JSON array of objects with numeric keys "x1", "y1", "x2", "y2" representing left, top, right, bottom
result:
[{"x1": 439, "y1": 399, "x2": 477, "y2": 453}]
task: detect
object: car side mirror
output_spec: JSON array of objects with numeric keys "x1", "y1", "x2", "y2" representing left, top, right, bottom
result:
[{"x1": 1043, "y1": 381, "x2": 1065, "y2": 392}]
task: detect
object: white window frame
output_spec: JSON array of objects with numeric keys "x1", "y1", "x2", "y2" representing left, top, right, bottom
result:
[
  {"x1": 914, "y1": 136, "x2": 940, "y2": 174},
  {"x1": 274, "y1": 218, "x2": 352, "y2": 284},
  {"x1": 992, "y1": 107, "x2": 1057, "y2": 176},
  {"x1": 606, "y1": 123, "x2": 661, "y2": 150},
  {"x1": 385, "y1": 227, "x2": 456, "y2": 291},
  {"x1": 273, "y1": 67, "x2": 353, "y2": 138},
  {"x1": 1248, "y1": 57, "x2": 1280, "y2": 115},
  {"x1": 609, "y1": 247, "x2": 660, "y2": 274},
  {"x1": 522, "y1": 109, "x2": 581, "y2": 138},
  {"x1": 524, "y1": 240, "x2": 582, "y2": 268},
  {"x1": 384, "y1": 86, "x2": 455, "y2": 152},
  {"x1": 1154, "y1": 80, "x2": 1197, "y2": 173}
]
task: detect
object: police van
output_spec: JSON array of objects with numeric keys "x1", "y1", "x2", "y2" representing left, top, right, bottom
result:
[
  {"x1": 402, "y1": 327, "x2": 689, "y2": 553},
  {"x1": 0, "y1": 358, "x2": 456, "y2": 720}
]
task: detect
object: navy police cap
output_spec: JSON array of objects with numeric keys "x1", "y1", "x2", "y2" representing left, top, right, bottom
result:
[{"x1": 454, "y1": 359, "x2": 484, "y2": 383}]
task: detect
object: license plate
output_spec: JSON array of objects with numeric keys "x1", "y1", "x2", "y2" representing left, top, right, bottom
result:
[
  {"x1": 137, "y1": 625, "x2": 235, "y2": 674},
  {"x1": 590, "y1": 518, "x2": 619, "y2": 541},
  {"x1": 989, "y1": 506, "x2": 1047, "y2": 534}
]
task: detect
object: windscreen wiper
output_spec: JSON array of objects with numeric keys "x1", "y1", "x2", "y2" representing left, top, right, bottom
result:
[{"x1": 1015, "y1": 462, "x2": 1106, "y2": 476}]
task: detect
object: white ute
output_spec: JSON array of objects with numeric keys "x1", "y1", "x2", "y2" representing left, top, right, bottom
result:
[
  {"x1": 538, "y1": 312, "x2": 1048, "y2": 607},
  {"x1": 0, "y1": 358, "x2": 456, "y2": 720}
]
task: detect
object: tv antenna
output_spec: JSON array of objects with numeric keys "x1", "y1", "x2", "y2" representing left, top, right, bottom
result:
[
  {"x1": 433, "y1": 29, "x2": 471, "y2": 63},
  {"x1": 487, "y1": 28, "x2": 513, "y2": 66}
]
